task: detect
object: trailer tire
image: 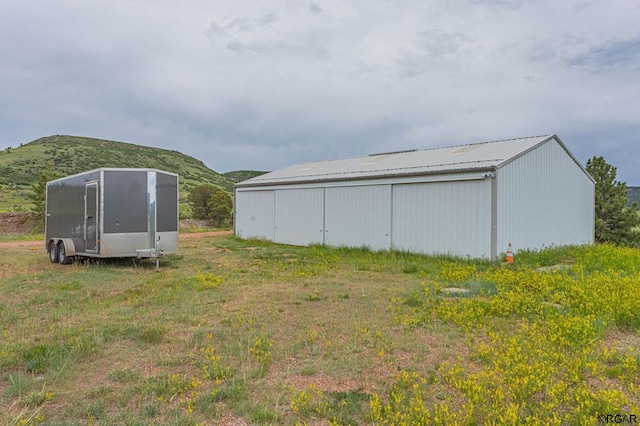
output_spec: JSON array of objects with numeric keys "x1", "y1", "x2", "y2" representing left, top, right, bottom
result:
[
  {"x1": 57, "y1": 241, "x2": 73, "y2": 264},
  {"x1": 48, "y1": 240, "x2": 58, "y2": 263}
]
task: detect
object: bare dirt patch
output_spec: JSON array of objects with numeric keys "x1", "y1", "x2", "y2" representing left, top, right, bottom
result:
[
  {"x1": 0, "y1": 212, "x2": 41, "y2": 234},
  {"x1": 603, "y1": 329, "x2": 640, "y2": 352},
  {"x1": 180, "y1": 230, "x2": 233, "y2": 239},
  {"x1": 0, "y1": 240, "x2": 43, "y2": 248}
]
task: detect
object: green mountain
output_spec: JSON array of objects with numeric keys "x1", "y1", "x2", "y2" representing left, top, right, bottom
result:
[
  {"x1": 0, "y1": 135, "x2": 260, "y2": 213},
  {"x1": 628, "y1": 187, "x2": 640, "y2": 207},
  {"x1": 222, "y1": 170, "x2": 268, "y2": 183}
]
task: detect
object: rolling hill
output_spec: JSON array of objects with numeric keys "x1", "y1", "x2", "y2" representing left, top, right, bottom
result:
[
  {"x1": 628, "y1": 187, "x2": 640, "y2": 207},
  {"x1": 222, "y1": 170, "x2": 268, "y2": 183},
  {"x1": 0, "y1": 135, "x2": 265, "y2": 213}
]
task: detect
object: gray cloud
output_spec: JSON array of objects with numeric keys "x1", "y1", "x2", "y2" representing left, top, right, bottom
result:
[
  {"x1": 468, "y1": 0, "x2": 536, "y2": 11},
  {"x1": 1, "y1": 0, "x2": 639, "y2": 185},
  {"x1": 396, "y1": 29, "x2": 475, "y2": 78},
  {"x1": 308, "y1": 3, "x2": 323, "y2": 14},
  {"x1": 566, "y1": 36, "x2": 640, "y2": 71}
]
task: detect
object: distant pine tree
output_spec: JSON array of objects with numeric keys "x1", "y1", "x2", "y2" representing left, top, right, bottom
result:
[
  {"x1": 586, "y1": 156, "x2": 640, "y2": 246},
  {"x1": 28, "y1": 161, "x2": 60, "y2": 218}
]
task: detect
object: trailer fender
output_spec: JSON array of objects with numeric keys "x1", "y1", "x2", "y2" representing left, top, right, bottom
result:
[
  {"x1": 58, "y1": 238, "x2": 76, "y2": 257},
  {"x1": 47, "y1": 238, "x2": 77, "y2": 257}
]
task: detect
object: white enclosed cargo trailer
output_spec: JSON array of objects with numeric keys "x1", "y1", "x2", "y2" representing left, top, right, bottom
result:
[{"x1": 45, "y1": 168, "x2": 179, "y2": 264}]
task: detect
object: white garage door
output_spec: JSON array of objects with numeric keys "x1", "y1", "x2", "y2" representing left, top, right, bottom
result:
[
  {"x1": 392, "y1": 180, "x2": 492, "y2": 257},
  {"x1": 325, "y1": 185, "x2": 392, "y2": 251},
  {"x1": 275, "y1": 188, "x2": 324, "y2": 246},
  {"x1": 235, "y1": 190, "x2": 275, "y2": 240}
]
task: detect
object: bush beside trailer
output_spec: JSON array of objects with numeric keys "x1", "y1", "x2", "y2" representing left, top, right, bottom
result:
[{"x1": 45, "y1": 168, "x2": 179, "y2": 264}]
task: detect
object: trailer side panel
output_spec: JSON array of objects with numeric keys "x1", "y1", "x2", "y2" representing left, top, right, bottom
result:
[{"x1": 46, "y1": 170, "x2": 100, "y2": 253}]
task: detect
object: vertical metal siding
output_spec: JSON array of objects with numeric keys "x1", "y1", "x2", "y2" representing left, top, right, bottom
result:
[
  {"x1": 324, "y1": 185, "x2": 392, "y2": 250},
  {"x1": 235, "y1": 190, "x2": 275, "y2": 240},
  {"x1": 392, "y1": 179, "x2": 492, "y2": 257},
  {"x1": 497, "y1": 138, "x2": 594, "y2": 254},
  {"x1": 275, "y1": 188, "x2": 324, "y2": 246}
]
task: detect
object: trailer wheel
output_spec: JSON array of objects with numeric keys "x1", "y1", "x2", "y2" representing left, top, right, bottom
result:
[
  {"x1": 57, "y1": 241, "x2": 72, "y2": 264},
  {"x1": 48, "y1": 240, "x2": 58, "y2": 263}
]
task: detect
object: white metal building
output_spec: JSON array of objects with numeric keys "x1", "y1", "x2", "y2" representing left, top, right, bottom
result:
[{"x1": 234, "y1": 135, "x2": 594, "y2": 258}]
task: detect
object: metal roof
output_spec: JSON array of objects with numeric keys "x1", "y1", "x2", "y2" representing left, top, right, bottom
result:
[{"x1": 236, "y1": 134, "x2": 586, "y2": 187}]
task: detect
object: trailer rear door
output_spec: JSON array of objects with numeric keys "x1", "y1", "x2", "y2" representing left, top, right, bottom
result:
[{"x1": 85, "y1": 181, "x2": 98, "y2": 252}]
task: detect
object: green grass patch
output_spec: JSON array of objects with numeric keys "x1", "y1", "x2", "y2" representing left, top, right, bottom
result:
[
  {"x1": 1, "y1": 238, "x2": 640, "y2": 423},
  {"x1": 23, "y1": 343, "x2": 68, "y2": 374}
]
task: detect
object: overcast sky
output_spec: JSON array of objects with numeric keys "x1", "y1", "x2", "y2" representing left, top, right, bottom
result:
[{"x1": 1, "y1": 1, "x2": 638, "y2": 184}]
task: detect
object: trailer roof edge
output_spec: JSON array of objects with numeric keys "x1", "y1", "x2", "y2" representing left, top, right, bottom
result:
[{"x1": 46, "y1": 168, "x2": 179, "y2": 185}]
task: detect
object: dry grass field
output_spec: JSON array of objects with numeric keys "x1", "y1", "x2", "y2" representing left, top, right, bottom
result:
[{"x1": 1, "y1": 235, "x2": 639, "y2": 425}]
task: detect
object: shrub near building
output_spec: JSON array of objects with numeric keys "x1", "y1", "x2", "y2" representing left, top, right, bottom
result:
[{"x1": 187, "y1": 184, "x2": 232, "y2": 227}]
